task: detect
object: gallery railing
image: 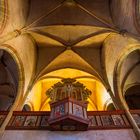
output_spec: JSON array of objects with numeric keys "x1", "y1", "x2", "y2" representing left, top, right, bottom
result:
[{"x1": 0, "y1": 110, "x2": 139, "y2": 130}]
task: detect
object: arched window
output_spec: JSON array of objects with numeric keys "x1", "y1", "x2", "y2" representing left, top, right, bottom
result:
[
  {"x1": 107, "y1": 103, "x2": 116, "y2": 111},
  {"x1": 22, "y1": 104, "x2": 31, "y2": 111}
]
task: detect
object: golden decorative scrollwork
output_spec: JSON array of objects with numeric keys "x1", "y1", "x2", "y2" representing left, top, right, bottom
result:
[{"x1": 46, "y1": 78, "x2": 91, "y2": 102}]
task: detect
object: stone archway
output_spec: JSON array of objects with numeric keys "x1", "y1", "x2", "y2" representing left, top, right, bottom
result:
[
  {"x1": 0, "y1": 46, "x2": 24, "y2": 131},
  {"x1": 113, "y1": 46, "x2": 140, "y2": 139},
  {"x1": 125, "y1": 85, "x2": 140, "y2": 109},
  {"x1": 0, "y1": 50, "x2": 19, "y2": 110},
  {"x1": 22, "y1": 104, "x2": 32, "y2": 111}
]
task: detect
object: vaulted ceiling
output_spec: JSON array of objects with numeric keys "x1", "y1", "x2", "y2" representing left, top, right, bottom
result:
[
  {"x1": 24, "y1": 0, "x2": 116, "y2": 83},
  {"x1": 0, "y1": 0, "x2": 140, "y2": 110},
  {"x1": 1, "y1": 0, "x2": 139, "y2": 81}
]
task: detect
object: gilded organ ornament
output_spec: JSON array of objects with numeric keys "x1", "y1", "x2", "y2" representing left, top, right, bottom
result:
[
  {"x1": 46, "y1": 78, "x2": 92, "y2": 102},
  {"x1": 47, "y1": 78, "x2": 91, "y2": 130}
]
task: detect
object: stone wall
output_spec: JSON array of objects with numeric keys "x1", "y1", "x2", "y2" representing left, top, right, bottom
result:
[{"x1": 1, "y1": 129, "x2": 137, "y2": 140}]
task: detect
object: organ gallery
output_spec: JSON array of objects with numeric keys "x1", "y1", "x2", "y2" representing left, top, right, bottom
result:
[{"x1": 0, "y1": 0, "x2": 140, "y2": 140}]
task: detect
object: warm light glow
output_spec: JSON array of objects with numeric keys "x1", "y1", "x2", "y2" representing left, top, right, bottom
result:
[
  {"x1": 25, "y1": 68, "x2": 113, "y2": 111},
  {"x1": 95, "y1": 81, "x2": 111, "y2": 110},
  {"x1": 87, "y1": 98, "x2": 97, "y2": 111},
  {"x1": 25, "y1": 82, "x2": 42, "y2": 111},
  {"x1": 43, "y1": 68, "x2": 94, "y2": 79},
  {"x1": 40, "y1": 98, "x2": 51, "y2": 111}
]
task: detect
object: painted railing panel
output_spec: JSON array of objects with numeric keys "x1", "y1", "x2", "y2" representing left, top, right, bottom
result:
[{"x1": 0, "y1": 110, "x2": 139, "y2": 130}]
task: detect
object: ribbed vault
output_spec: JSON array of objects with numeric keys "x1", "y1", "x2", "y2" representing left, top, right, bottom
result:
[
  {"x1": 0, "y1": 0, "x2": 140, "y2": 111},
  {"x1": 25, "y1": 68, "x2": 112, "y2": 111}
]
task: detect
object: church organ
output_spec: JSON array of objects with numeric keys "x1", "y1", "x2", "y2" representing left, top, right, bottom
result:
[{"x1": 46, "y1": 78, "x2": 91, "y2": 130}]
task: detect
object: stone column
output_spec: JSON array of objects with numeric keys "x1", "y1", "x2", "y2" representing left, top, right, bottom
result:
[{"x1": 120, "y1": 97, "x2": 140, "y2": 140}]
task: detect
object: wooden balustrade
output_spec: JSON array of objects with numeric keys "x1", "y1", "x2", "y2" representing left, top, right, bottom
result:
[{"x1": 0, "y1": 110, "x2": 139, "y2": 130}]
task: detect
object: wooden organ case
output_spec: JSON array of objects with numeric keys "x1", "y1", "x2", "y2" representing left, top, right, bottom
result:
[{"x1": 46, "y1": 78, "x2": 91, "y2": 131}]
